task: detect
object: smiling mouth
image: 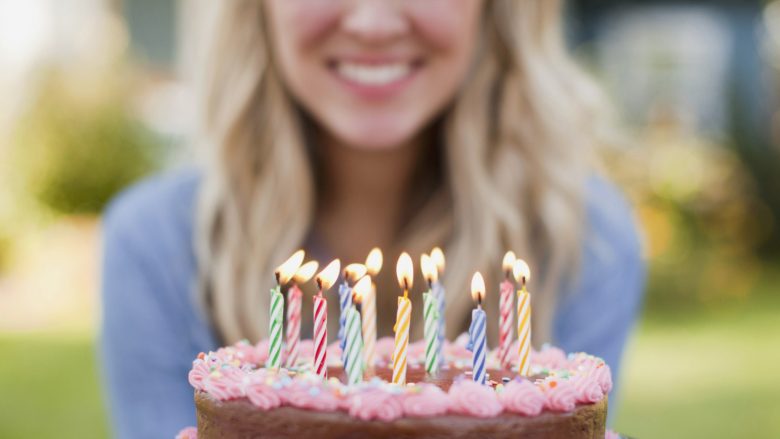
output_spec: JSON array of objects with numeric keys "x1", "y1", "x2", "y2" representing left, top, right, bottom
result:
[{"x1": 330, "y1": 60, "x2": 422, "y2": 87}]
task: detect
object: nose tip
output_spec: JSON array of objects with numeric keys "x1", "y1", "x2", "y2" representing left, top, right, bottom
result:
[{"x1": 342, "y1": 0, "x2": 409, "y2": 42}]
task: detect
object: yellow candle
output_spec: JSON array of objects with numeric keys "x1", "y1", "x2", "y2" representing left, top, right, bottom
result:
[
  {"x1": 513, "y1": 259, "x2": 532, "y2": 376},
  {"x1": 392, "y1": 252, "x2": 413, "y2": 385}
]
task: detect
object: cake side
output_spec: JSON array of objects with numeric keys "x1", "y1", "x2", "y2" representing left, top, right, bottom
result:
[{"x1": 196, "y1": 390, "x2": 607, "y2": 439}]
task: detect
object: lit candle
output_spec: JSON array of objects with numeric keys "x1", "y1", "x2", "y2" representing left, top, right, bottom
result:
[
  {"x1": 430, "y1": 247, "x2": 447, "y2": 366},
  {"x1": 392, "y1": 252, "x2": 413, "y2": 385},
  {"x1": 313, "y1": 259, "x2": 340, "y2": 379},
  {"x1": 467, "y1": 272, "x2": 487, "y2": 385},
  {"x1": 363, "y1": 248, "x2": 382, "y2": 369},
  {"x1": 346, "y1": 276, "x2": 370, "y2": 385},
  {"x1": 339, "y1": 263, "x2": 367, "y2": 366},
  {"x1": 498, "y1": 251, "x2": 516, "y2": 370},
  {"x1": 420, "y1": 253, "x2": 440, "y2": 375},
  {"x1": 269, "y1": 250, "x2": 304, "y2": 371},
  {"x1": 286, "y1": 260, "x2": 318, "y2": 368},
  {"x1": 513, "y1": 259, "x2": 532, "y2": 376}
]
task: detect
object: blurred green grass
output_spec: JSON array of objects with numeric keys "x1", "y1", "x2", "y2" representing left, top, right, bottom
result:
[
  {"x1": 0, "y1": 334, "x2": 109, "y2": 438},
  {"x1": 0, "y1": 299, "x2": 778, "y2": 438}
]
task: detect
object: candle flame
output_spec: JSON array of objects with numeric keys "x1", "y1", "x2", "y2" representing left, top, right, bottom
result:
[
  {"x1": 352, "y1": 275, "x2": 371, "y2": 305},
  {"x1": 396, "y1": 252, "x2": 414, "y2": 290},
  {"x1": 502, "y1": 251, "x2": 517, "y2": 273},
  {"x1": 430, "y1": 247, "x2": 446, "y2": 274},
  {"x1": 513, "y1": 259, "x2": 531, "y2": 285},
  {"x1": 365, "y1": 248, "x2": 383, "y2": 276},
  {"x1": 471, "y1": 271, "x2": 486, "y2": 302},
  {"x1": 344, "y1": 263, "x2": 367, "y2": 284},
  {"x1": 420, "y1": 253, "x2": 438, "y2": 285},
  {"x1": 315, "y1": 259, "x2": 341, "y2": 291},
  {"x1": 275, "y1": 250, "x2": 305, "y2": 285},
  {"x1": 293, "y1": 260, "x2": 319, "y2": 284}
]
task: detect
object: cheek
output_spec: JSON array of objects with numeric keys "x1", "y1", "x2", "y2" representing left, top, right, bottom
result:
[{"x1": 266, "y1": 0, "x2": 341, "y2": 75}]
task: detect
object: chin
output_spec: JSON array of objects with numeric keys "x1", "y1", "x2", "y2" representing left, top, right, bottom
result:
[{"x1": 331, "y1": 118, "x2": 422, "y2": 151}]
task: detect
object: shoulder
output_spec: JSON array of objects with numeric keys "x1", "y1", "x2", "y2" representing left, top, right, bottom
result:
[
  {"x1": 103, "y1": 167, "x2": 201, "y2": 246},
  {"x1": 581, "y1": 175, "x2": 643, "y2": 272}
]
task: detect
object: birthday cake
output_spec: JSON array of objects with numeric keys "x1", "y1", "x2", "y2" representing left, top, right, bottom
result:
[{"x1": 184, "y1": 337, "x2": 610, "y2": 439}]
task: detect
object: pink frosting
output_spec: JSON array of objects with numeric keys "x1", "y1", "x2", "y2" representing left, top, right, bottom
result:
[
  {"x1": 498, "y1": 380, "x2": 545, "y2": 416},
  {"x1": 542, "y1": 379, "x2": 578, "y2": 412},
  {"x1": 375, "y1": 337, "x2": 395, "y2": 362},
  {"x1": 298, "y1": 339, "x2": 314, "y2": 361},
  {"x1": 572, "y1": 373, "x2": 604, "y2": 403},
  {"x1": 203, "y1": 369, "x2": 245, "y2": 400},
  {"x1": 591, "y1": 364, "x2": 613, "y2": 394},
  {"x1": 254, "y1": 340, "x2": 269, "y2": 364},
  {"x1": 605, "y1": 430, "x2": 620, "y2": 439},
  {"x1": 532, "y1": 346, "x2": 568, "y2": 370},
  {"x1": 402, "y1": 384, "x2": 450, "y2": 417},
  {"x1": 175, "y1": 426, "x2": 198, "y2": 439},
  {"x1": 188, "y1": 359, "x2": 210, "y2": 390},
  {"x1": 282, "y1": 383, "x2": 340, "y2": 412},
  {"x1": 348, "y1": 389, "x2": 405, "y2": 421},
  {"x1": 245, "y1": 382, "x2": 281, "y2": 410},
  {"x1": 448, "y1": 380, "x2": 503, "y2": 418}
]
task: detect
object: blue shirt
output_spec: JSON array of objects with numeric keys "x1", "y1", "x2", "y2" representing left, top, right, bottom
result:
[{"x1": 100, "y1": 169, "x2": 645, "y2": 438}]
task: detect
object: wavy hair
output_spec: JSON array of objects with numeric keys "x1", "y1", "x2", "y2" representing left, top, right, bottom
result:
[{"x1": 196, "y1": 0, "x2": 613, "y2": 345}]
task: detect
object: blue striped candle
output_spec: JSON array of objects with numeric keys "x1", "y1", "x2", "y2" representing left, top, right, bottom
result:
[{"x1": 337, "y1": 282, "x2": 352, "y2": 366}]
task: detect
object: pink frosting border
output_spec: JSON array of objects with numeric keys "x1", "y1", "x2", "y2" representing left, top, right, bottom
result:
[{"x1": 188, "y1": 338, "x2": 610, "y2": 421}]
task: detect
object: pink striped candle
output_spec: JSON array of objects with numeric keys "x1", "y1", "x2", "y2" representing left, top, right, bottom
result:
[
  {"x1": 498, "y1": 251, "x2": 516, "y2": 370},
  {"x1": 313, "y1": 259, "x2": 340, "y2": 379},
  {"x1": 286, "y1": 261, "x2": 318, "y2": 368}
]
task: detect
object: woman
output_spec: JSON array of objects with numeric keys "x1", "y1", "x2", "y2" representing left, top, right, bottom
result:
[{"x1": 101, "y1": 1, "x2": 644, "y2": 437}]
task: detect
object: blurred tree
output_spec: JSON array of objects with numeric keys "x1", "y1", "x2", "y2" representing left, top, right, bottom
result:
[{"x1": 11, "y1": 69, "x2": 159, "y2": 216}]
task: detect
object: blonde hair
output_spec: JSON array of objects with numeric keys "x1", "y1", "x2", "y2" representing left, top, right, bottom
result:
[{"x1": 196, "y1": 1, "x2": 612, "y2": 345}]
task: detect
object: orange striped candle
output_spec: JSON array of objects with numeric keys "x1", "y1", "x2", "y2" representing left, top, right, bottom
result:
[
  {"x1": 514, "y1": 259, "x2": 532, "y2": 376},
  {"x1": 392, "y1": 252, "x2": 413, "y2": 385}
]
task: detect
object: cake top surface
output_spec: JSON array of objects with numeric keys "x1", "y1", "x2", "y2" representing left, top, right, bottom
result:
[{"x1": 188, "y1": 336, "x2": 611, "y2": 421}]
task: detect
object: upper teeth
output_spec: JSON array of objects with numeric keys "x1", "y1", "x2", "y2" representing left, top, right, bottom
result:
[{"x1": 337, "y1": 62, "x2": 411, "y2": 86}]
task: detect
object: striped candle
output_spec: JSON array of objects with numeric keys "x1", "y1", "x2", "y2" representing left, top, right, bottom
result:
[
  {"x1": 313, "y1": 259, "x2": 340, "y2": 380},
  {"x1": 517, "y1": 289, "x2": 531, "y2": 376},
  {"x1": 268, "y1": 286, "x2": 284, "y2": 370},
  {"x1": 345, "y1": 305, "x2": 364, "y2": 385},
  {"x1": 423, "y1": 291, "x2": 439, "y2": 375},
  {"x1": 468, "y1": 307, "x2": 487, "y2": 385},
  {"x1": 498, "y1": 279, "x2": 514, "y2": 369},
  {"x1": 392, "y1": 296, "x2": 411, "y2": 385},
  {"x1": 363, "y1": 248, "x2": 382, "y2": 371},
  {"x1": 392, "y1": 252, "x2": 413, "y2": 386},
  {"x1": 432, "y1": 281, "x2": 446, "y2": 367},
  {"x1": 313, "y1": 295, "x2": 328, "y2": 378},
  {"x1": 467, "y1": 272, "x2": 487, "y2": 385},
  {"x1": 430, "y1": 247, "x2": 446, "y2": 367},
  {"x1": 337, "y1": 282, "x2": 352, "y2": 365},
  {"x1": 514, "y1": 259, "x2": 532, "y2": 376},
  {"x1": 285, "y1": 284, "x2": 302, "y2": 368},
  {"x1": 361, "y1": 283, "x2": 377, "y2": 369}
]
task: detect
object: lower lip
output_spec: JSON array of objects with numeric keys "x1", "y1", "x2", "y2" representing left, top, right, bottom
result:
[{"x1": 330, "y1": 65, "x2": 420, "y2": 100}]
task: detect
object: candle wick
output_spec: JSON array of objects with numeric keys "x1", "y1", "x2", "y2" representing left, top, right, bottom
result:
[{"x1": 275, "y1": 271, "x2": 281, "y2": 285}]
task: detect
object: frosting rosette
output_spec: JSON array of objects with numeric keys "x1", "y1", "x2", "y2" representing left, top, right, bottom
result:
[
  {"x1": 402, "y1": 384, "x2": 450, "y2": 417},
  {"x1": 542, "y1": 378, "x2": 578, "y2": 412},
  {"x1": 348, "y1": 388, "x2": 405, "y2": 421},
  {"x1": 498, "y1": 379, "x2": 545, "y2": 416},
  {"x1": 448, "y1": 379, "x2": 503, "y2": 418}
]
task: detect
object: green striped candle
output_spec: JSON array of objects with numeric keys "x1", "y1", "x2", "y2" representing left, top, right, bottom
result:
[
  {"x1": 344, "y1": 305, "x2": 364, "y2": 385},
  {"x1": 268, "y1": 286, "x2": 284, "y2": 370},
  {"x1": 423, "y1": 290, "x2": 440, "y2": 375}
]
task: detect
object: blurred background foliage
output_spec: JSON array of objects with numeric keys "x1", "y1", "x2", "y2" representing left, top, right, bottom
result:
[
  {"x1": 11, "y1": 69, "x2": 158, "y2": 216},
  {"x1": 0, "y1": 0, "x2": 778, "y2": 438}
]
